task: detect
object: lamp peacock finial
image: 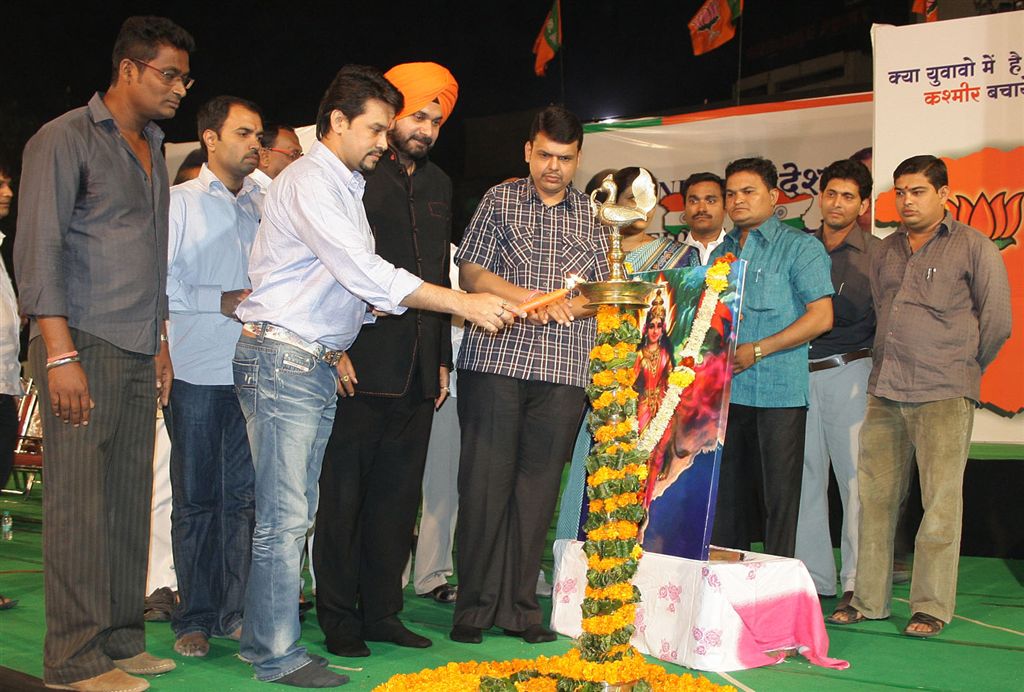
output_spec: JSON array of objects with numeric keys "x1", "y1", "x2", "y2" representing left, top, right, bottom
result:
[
  {"x1": 590, "y1": 169, "x2": 657, "y2": 228},
  {"x1": 576, "y1": 167, "x2": 660, "y2": 309}
]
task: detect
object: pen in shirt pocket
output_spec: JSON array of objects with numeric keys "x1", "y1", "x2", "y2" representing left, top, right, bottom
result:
[
  {"x1": 837, "y1": 282, "x2": 845, "y2": 295},
  {"x1": 926, "y1": 267, "x2": 936, "y2": 281}
]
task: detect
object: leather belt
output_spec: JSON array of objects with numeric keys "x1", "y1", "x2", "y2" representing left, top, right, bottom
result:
[
  {"x1": 241, "y1": 322, "x2": 345, "y2": 367},
  {"x1": 809, "y1": 348, "x2": 872, "y2": 373}
]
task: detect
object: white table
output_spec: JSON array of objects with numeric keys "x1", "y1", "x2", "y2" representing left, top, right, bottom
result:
[{"x1": 550, "y1": 539, "x2": 848, "y2": 672}]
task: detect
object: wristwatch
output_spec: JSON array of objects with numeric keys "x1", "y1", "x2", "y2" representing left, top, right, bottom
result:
[{"x1": 752, "y1": 342, "x2": 763, "y2": 363}]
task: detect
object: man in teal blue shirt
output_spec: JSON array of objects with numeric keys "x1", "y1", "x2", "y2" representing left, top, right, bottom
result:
[{"x1": 709, "y1": 157, "x2": 834, "y2": 557}]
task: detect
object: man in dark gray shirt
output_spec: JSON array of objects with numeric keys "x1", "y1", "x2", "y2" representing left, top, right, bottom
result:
[
  {"x1": 830, "y1": 155, "x2": 1011, "y2": 638},
  {"x1": 14, "y1": 16, "x2": 194, "y2": 692},
  {"x1": 796, "y1": 159, "x2": 876, "y2": 611}
]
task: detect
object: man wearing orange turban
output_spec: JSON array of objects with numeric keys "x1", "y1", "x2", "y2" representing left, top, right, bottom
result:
[
  {"x1": 314, "y1": 62, "x2": 461, "y2": 657},
  {"x1": 384, "y1": 61, "x2": 458, "y2": 125}
]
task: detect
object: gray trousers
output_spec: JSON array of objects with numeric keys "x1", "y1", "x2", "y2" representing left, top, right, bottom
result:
[
  {"x1": 852, "y1": 395, "x2": 974, "y2": 623},
  {"x1": 30, "y1": 332, "x2": 156, "y2": 684},
  {"x1": 795, "y1": 357, "x2": 870, "y2": 595}
]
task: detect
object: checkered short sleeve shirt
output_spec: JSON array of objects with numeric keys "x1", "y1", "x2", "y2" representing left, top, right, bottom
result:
[{"x1": 455, "y1": 178, "x2": 610, "y2": 388}]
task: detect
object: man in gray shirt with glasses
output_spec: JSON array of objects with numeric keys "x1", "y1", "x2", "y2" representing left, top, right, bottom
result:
[{"x1": 15, "y1": 16, "x2": 194, "y2": 692}]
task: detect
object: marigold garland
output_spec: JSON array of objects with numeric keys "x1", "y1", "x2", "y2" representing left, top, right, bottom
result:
[
  {"x1": 637, "y1": 256, "x2": 736, "y2": 454},
  {"x1": 587, "y1": 463, "x2": 648, "y2": 487},
  {"x1": 586, "y1": 582, "x2": 637, "y2": 602},
  {"x1": 378, "y1": 305, "x2": 732, "y2": 691},
  {"x1": 586, "y1": 519, "x2": 640, "y2": 542},
  {"x1": 587, "y1": 553, "x2": 627, "y2": 572}
]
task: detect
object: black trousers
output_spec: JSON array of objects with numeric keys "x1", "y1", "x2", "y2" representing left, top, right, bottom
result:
[
  {"x1": 711, "y1": 403, "x2": 806, "y2": 557},
  {"x1": 453, "y1": 371, "x2": 586, "y2": 631},
  {"x1": 313, "y1": 373, "x2": 434, "y2": 639},
  {"x1": 0, "y1": 393, "x2": 16, "y2": 489},
  {"x1": 29, "y1": 332, "x2": 156, "y2": 684}
]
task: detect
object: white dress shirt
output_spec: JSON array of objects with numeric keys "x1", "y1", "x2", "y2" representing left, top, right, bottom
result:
[
  {"x1": 0, "y1": 232, "x2": 21, "y2": 394},
  {"x1": 237, "y1": 141, "x2": 423, "y2": 351},
  {"x1": 168, "y1": 164, "x2": 262, "y2": 385},
  {"x1": 248, "y1": 167, "x2": 272, "y2": 194},
  {"x1": 681, "y1": 227, "x2": 727, "y2": 265}
]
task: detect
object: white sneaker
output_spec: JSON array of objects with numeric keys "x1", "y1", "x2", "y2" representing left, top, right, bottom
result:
[{"x1": 535, "y1": 568, "x2": 553, "y2": 597}]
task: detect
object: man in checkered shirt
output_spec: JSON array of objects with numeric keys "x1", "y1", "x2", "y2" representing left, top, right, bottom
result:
[{"x1": 449, "y1": 106, "x2": 610, "y2": 646}]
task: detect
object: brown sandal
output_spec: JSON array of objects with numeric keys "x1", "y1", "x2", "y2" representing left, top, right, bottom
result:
[
  {"x1": 904, "y1": 611, "x2": 944, "y2": 638},
  {"x1": 826, "y1": 604, "x2": 867, "y2": 625}
]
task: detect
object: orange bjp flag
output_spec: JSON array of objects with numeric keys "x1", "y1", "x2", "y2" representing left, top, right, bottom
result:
[
  {"x1": 688, "y1": 0, "x2": 743, "y2": 56},
  {"x1": 912, "y1": 0, "x2": 939, "y2": 22},
  {"x1": 533, "y1": 0, "x2": 562, "y2": 77}
]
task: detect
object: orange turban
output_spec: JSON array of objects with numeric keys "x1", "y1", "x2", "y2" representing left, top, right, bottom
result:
[{"x1": 385, "y1": 62, "x2": 459, "y2": 124}]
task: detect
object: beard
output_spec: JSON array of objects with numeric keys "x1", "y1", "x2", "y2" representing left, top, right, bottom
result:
[{"x1": 391, "y1": 132, "x2": 433, "y2": 162}]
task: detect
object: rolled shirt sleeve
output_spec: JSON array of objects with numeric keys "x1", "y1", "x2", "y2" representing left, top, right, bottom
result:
[{"x1": 13, "y1": 123, "x2": 80, "y2": 318}]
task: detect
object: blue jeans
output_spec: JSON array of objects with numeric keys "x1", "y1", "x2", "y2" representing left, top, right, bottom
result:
[
  {"x1": 233, "y1": 334, "x2": 338, "y2": 681},
  {"x1": 167, "y1": 380, "x2": 255, "y2": 639}
]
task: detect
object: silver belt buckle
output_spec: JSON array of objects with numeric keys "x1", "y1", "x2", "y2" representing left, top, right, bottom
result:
[{"x1": 321, "y1": 350, "x2": 343, "y2": 367}]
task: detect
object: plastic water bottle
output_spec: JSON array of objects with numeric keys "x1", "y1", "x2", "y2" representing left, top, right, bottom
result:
[{"x1": 1, "y1": 511, "x2": 11, "y2": 541}]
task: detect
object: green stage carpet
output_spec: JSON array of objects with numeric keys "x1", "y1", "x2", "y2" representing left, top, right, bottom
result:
[{"x1": 2, "y1": 485, "x2": 1022, "y2": 691}]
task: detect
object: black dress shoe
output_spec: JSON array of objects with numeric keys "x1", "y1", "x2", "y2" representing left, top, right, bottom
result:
[
  {"x1": 449, "y1": 625, "x2": 483, "y2": 643},
  {"x1": 418, "y1": 584, "x2": 458, "y2": 604},
  {"x1": 503, "y1": 624, "x2": 557, "y2": 643},
  {"x1": 362, "y1": 618, "x2": 432, "y2": 649},
  {"x1": 325, "y1": 632, "x2": 370, "y2": 658}
]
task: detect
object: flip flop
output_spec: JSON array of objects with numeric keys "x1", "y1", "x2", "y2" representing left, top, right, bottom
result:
[
  {"x1": 0, "y1": 594, "x2": 18, "y2": 610},
  {"x1": 826, "y1": 604, "x2": 867, "y2": 625},
  {"x1": 904, "y1": 611, "x2": 944, "y2": 638}
]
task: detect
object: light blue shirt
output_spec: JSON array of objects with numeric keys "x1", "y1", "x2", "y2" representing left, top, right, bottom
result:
[
  {"x1": 236, "y1": 141, "x2": 423, "y2": 351},
  {"x1": 709, "y1": 215, "x2": 833, "y2": 408},
  {"x1": 168, "y1": 164, "x2": 262, "y2": 385}
]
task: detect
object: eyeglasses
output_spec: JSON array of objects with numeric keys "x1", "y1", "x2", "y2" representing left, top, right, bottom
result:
[
  {"x1": 265, "y1": 147, "x2": 303, "y2": 161},
  {"x1": 131, "y1": 59, "x2": 195, "y2": 90}
]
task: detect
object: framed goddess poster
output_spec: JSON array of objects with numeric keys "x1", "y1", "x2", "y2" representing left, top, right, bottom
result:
[{"x1": 632, "y1": 257, "x2": 745, "y2": 560}]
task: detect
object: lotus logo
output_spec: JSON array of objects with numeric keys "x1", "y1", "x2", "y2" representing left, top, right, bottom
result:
[{"x1": 946, "y1": 191, "x2": 1021, "y2": 250}]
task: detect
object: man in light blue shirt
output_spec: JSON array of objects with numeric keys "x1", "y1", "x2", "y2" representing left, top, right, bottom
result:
[
  {"x1": 233, "y1": 65, "x2": 518, "y2": 688},
  {"x1": 708, "y1": 157, "x2": 833, "y2": 558},
  {"x1": 166, "y1": 95, "x2": 264, "y2": 661}
]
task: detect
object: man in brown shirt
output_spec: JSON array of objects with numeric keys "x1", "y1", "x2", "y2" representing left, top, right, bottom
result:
[{"x1": 830, "y1": 155, "x2": 1011, "y2": 637}]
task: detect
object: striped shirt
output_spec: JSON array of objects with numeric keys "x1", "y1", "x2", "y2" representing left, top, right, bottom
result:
[{"x1": 455, "y1": 178, "x2": 610, "y2": 388}]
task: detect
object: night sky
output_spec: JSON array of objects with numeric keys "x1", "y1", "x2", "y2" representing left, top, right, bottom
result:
[
  {"x1": 2, "y1": 1, "x2": 910, "y2": 159},
  {"x1": 1, "y1": 0, "x2": 910, "y2": 256}
]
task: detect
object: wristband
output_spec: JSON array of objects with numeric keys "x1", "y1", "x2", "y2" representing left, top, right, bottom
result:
[
  {"x1": 753, "y1": 342, "x2": 763, "y2": 364},
  {"x1": 46, "y1": 355, "x2": 81, "y2": 370},
  {"x1": 47, "y1": 350, "x2": 78, "y2": 363}
]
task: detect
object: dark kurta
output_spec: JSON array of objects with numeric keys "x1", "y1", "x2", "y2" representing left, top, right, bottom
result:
[{"x1": 346, "y1": 150, "x2": 453, "y2": 397}]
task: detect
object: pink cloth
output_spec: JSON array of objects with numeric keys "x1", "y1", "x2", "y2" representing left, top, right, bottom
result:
[{"x1": 733, "y1": 591, "x2": 849, "y2": 669}]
